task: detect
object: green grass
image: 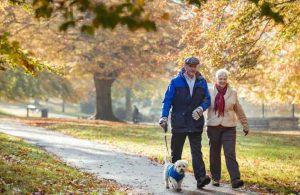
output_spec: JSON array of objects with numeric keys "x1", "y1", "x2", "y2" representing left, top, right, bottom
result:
[
  {"x1": 0, "y1": 133, "x2": 125, "y2": 194},
  {"x1": 0, "y1": 110, "x2": 14, "y2": 117},
  {"x1": 45, "y1": 122, "x2": 300, "y2": 194}
]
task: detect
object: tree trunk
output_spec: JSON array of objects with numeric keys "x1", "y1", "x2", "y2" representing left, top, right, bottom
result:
[
  {"x1": 93, "y1": 73, "x2": 118, "y2": 121},
  {"x1": 125, "y1": 88, "x2": 132, "y2": 121}
]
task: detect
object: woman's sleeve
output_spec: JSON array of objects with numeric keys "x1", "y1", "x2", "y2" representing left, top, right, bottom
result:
[{"x1": 233, "y1": 92, "x2": 249, "y2": 129}]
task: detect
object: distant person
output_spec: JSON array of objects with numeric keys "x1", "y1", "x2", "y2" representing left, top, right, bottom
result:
[
  {"x1": 206, "y1": 69, "x2": 249, "y2": 188},
  {"x1": 132, "y1": 105, "x2": 140, "y2": 124},
  {"x1": 159, "y1": 57, "x2": 211, "y2": 189}
]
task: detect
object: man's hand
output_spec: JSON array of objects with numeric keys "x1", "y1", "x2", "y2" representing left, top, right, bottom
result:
[
  {"x1": 159, "y1": 117, "x2": 168, "y2": 133},
  {"x1": 243, "y1": 128, "x2": 249, "y2": 136},
  {"x1": 192, "y1": 107, "x2": 203, "y2": 120}
]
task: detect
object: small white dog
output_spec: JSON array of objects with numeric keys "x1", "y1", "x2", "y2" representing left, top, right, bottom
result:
[{"x1": 163, "y1": 159, "x2": 188, "y2": 191}]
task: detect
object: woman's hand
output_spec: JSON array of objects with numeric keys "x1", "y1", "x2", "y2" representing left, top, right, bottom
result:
[{"x1": 243, "y1": 128, "x2": 249, "y2": 136}]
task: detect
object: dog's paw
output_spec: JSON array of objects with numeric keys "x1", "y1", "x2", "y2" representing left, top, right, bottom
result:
[{"x1": 176, "y1": 188, "x2": 182, "y2": 192}]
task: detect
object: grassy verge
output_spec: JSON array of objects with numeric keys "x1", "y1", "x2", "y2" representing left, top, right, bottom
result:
[
  {"x1": 20, "y1": 118, "x2": 300, "y2": 194},
  {"x1": 0, "y1": 110, "x2": 14, "y2": 117},
  {"x1": 0, "y1": 132, "x2": 128, "y2": 194}
]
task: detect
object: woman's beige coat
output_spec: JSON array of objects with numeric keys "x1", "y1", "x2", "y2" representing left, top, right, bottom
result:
[{"x1": 207, "y1": 85, "x2": 249, "y2": 129}]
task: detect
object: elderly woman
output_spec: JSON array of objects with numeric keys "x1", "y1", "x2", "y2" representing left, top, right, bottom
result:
[{"x1": 206, "y1": 69, "x2": 249, "y2": 188}]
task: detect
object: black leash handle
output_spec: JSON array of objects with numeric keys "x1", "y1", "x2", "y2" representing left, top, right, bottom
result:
[
  {"x1": 163, "y1": 123, "x2": 168, "y2": 133},
  {"x1": 163, "y1": 123, "x2": 170, "y2": 156}
]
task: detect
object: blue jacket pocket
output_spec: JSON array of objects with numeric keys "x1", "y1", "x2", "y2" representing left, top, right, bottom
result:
[
  {"x1": 193, "y1": 115, "x2": 204, "y2": 128},
  {"x1": 171, "y1": 112, "x2": 186, "y2": 128}
]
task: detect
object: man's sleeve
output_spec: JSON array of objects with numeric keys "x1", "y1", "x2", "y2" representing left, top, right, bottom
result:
[
  {"x1": 200, "y1": 80, "x2": 211, "y2": 111},
  {"x1": 161, "y1": 80, "x2": 175, "y2": 118}
]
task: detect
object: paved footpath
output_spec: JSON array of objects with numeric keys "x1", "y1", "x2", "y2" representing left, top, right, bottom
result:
[{"x1": 0, "y1": 119, "x2": 256, "y2": 195}]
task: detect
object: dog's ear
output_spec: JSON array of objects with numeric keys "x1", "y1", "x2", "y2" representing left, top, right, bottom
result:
[{"x1": 183, "y1": 160, "x2": 188, "y2": 167}]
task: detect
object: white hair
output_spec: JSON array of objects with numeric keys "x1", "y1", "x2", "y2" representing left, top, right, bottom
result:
[{"x1": 215, "y1": 69, "x2": 229, "y2": 78}]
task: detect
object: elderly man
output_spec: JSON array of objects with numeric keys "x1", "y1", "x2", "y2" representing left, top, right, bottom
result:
[{"x1": 159, "y1": 57, "x2": 211, "y2": 189}]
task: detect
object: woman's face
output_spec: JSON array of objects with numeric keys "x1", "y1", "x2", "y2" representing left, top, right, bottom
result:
[{"x1": 216, "y1": 74, "x2": 228, "y2": 88}]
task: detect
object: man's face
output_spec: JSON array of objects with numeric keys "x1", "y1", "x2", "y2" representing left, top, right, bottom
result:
[{"x1": 184, "y1": 64, "x2": 199, "y2": 77}]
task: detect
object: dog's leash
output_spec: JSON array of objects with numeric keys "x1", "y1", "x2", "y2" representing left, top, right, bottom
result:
[
  {"x1": 163, "y1": 124, "x2": 170, "y2": 157},
  {"x1": 164, "y1": 133, "x2": 170, "y2": 156}
]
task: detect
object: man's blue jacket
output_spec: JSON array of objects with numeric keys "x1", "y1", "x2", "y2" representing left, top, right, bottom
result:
[{"x1": 161, "y1": 67, "x2": 211, "y2": 133}]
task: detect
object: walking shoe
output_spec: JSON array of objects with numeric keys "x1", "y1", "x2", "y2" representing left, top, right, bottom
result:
[
  {"x1": 232, "y1": 179, "x2": 244, "y2": 188},
  {"x1": 212, "y1": 179, "x2": 220, "y2": 187},
  {"x1": 197, "y1": 175, "x2": 211, "y2": 189}
]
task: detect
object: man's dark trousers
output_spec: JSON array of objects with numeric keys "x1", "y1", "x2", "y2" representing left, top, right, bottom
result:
[{"x1": 171, "y1": 132, "x2": 206, "y2": 181}]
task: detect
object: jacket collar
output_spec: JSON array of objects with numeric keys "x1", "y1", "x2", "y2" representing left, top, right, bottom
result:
[
  {"x1": 213, "y1": 84, "x2": 232, "y2": 100},
  {"x1": 179, "y1": 67, "x2": 204, "y2": 81}
]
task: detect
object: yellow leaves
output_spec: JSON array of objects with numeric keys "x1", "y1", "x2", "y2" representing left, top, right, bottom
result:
[
  {"x1": 136, "y1": 0, "x2": 145, "y2": 6},
  {"x1": 142, "y1": 44, "x2": 150, "y2": 51},
  {"x1": 161, "y1": 12, "x2": 170, "y2": 20},
  {"x1": 17, "y1": 147, "x2": 30, "y2": 157},
  {"x1": 176, "y1": 0, "x2": 300, "y2": 104}
]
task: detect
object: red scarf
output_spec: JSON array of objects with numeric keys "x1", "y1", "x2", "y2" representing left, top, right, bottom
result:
[{"x1": 214, "y1": 84, "x2": 228, "y2": 117}]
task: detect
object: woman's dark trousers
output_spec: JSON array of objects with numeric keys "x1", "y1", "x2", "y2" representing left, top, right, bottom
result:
[{"x1": 207, "y1": 126, "x2": 240, "y2": 181}]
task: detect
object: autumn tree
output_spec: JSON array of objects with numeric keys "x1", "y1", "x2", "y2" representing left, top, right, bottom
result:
[
  {"x1": 0, "y1": 68, "x2": 76, "y2": 103},
  {"x1": 175, "y1": 0, "x2": 300, "y2": 104},
  {"x1": 1, "y1": 0, "x2": 183, "y2": 120},
  {"x1": 3, "y1": 0, "x2": 298, "y2": 121},
  {"x1": 112, "y1": 76, "x2": 169, "y2": 121},
  {"x1": 1, "y1": 0, "x2": 288, "y2": 74}
]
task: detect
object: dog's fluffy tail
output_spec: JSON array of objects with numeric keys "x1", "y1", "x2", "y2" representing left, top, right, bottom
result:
[{"x1": 164, "y1": 154, "x2": 171, "y2": 164}]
